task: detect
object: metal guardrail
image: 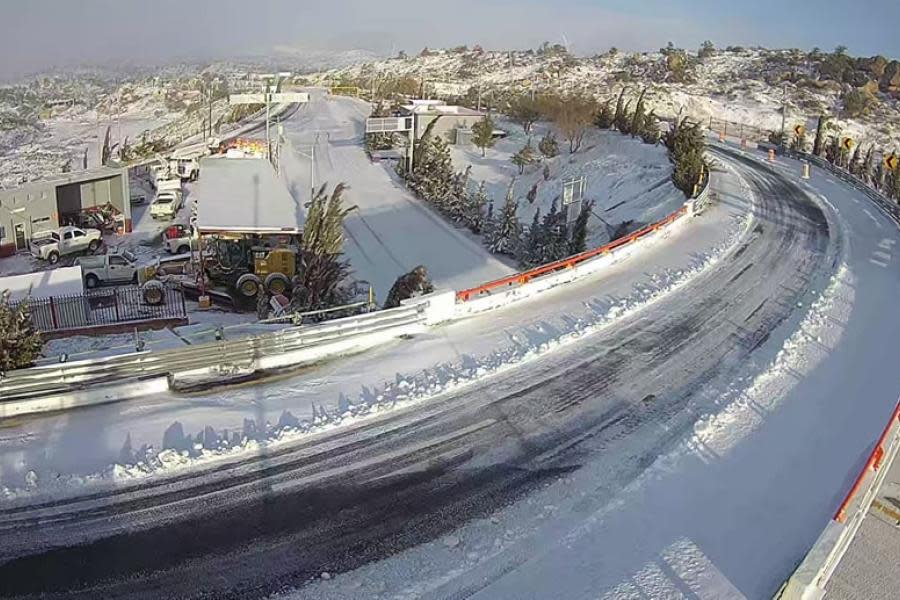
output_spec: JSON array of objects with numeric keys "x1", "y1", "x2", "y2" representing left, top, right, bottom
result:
[
  {"x1": 786, "y1": 150, "x2": 900, "y2": 227},
  {"x1": 456, "y1": 176, "x2": 709, "y2": 302},
  {"x1": 779, "y1": 398, "x2": 900, "y2": 599},
  {"x1": 0, "y1": 303, "x2": 426, "y2": 402},
  {"x1": 777, "y1": 152, "x2": 900, "y2": 599}
]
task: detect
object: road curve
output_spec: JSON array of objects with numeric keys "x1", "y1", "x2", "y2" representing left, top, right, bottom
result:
[{"x1": 0, "y1": 149, "x2": 834, "y2": 599}]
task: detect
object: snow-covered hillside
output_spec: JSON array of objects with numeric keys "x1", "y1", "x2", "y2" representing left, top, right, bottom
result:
[
  {"x1": 313, "y1": 46, "x2": 900, "y2": 150},
  {"x1": 452, "y1": 120, "x2": 683, "y2": 247}
]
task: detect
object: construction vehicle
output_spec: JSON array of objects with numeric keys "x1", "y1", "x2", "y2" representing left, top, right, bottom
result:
[{"x1": 203, "y1": 236, "x2": 298, "y2": 300}]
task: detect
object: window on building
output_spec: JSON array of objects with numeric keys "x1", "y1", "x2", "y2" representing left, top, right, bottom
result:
[
  {"x1": 0, "y1": 226, "x2": 5, "y2": 240},
  {"x1": 31, "y1": 216, "x2": 51, "y2": 224}
]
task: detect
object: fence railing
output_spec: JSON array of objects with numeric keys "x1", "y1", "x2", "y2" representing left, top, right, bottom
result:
[
  {"x1": 0, "y1": 300, "x2": 429, "y2": 414},
  {"x1": 780, "y1": 398, "x2": 900, "y2": 599},
  {"x1": 456, "y1": 174, "x2": 709, "y2": 304},
  {"x1": 12, "y1": 285, "x2": 186, "y2": 333}
]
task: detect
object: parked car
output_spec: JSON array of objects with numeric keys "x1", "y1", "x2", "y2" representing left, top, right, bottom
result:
[
  {"x1": 150, "y1": 191, "x2": 184, "y2": 220},
  {"x1": 76, "y1": 250, "x2": 148, "y2": 288},
  {"x1": 163, "y1": 223, "x2": 194, "y2": 254},
  {"x1": 30, "y1": 226, "x2": 102, "y2": 264}
]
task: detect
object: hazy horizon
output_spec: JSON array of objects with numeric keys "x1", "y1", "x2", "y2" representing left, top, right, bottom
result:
[{"x1": 1, "y1": 0, "x2": 898, "y2": 80}]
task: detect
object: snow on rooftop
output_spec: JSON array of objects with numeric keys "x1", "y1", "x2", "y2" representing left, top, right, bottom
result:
[
  {"x1": 0, "y1": 266, "x2": 84, "y2": 302},
  {"x1": 193, "y1": 156, "x2": 304, "y2": 235}
]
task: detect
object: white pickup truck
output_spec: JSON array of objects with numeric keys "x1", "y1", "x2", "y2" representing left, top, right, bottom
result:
[
  {"x1": 76, "y1": 250, "x2": 144, "y2": 288},
  {"x1": 150, "y1": 190, "x2": 184, "y2": 220},
  {"x1": 30, "y1": 226, "x2": 102, "y2": 264}
]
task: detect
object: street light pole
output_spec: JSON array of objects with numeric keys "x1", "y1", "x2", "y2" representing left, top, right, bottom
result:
[{"x1": 780, "y1": 83, "x2": 787, "y2": 150}]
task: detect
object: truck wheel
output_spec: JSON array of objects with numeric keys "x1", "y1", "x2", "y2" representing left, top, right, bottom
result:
[
  {"x1": 236, "y1": 274, "x2": 262, "y2": 298},
  {"x1": 177, "y1": 245, "x2": 190, "y2": 255},
  {"x1": 265, "y1": 273, "x2": 290, "y2": 295},
  {"x1": 85, "y1": 274, "x2": 100, "y2": 289},
  {"x1": 88, "y1": 239, "x2": 100, "y2": 252},
  {"x1": 142, "y1": 281, "x2": 165, "y2": 305},
  {"x1": 48, "y1": 251, "x2": 59, "y2": 264}
]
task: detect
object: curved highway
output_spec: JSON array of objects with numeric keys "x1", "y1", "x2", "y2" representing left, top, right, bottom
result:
[{"x1": 0, "y1": 146, "x2": 857, "y2": 598}]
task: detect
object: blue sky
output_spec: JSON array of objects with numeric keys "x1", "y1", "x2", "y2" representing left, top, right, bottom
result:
[{"x1": 0, "y1": 0, "x2": 897, "y2": 78}]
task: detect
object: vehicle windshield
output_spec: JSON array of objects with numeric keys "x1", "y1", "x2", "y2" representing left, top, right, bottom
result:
[
  {"x1": 122, "y1": 250, "x2": 136, "y2": 262},
  {"x1": 155, "y1": 197, "x2": 173, "y2": 204}
]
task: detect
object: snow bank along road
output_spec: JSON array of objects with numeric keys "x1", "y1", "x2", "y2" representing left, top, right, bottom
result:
[
  {"x1": 0, "y1": 146, "x2": 897, "y2": 599},
  {"x1": 278, "y1": 90, "x2": 512, "y2": 301}
]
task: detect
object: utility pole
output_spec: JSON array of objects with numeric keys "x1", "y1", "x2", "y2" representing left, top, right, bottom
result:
[{"x1": 780, "y1": 83, "x2": 788, "y2": 150}]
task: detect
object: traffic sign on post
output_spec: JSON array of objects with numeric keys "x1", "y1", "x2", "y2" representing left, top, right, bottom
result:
[
  {"x1": 842, "y1": 137, "x2": 854, "y2": 152},
  {"x1": 885, "y1": 154, "x2": 899, "y2": 171},
  {"x1": 794, "y1": 124, "x2": 805, "y2": 137},
  {"x1": 229, "y1": 93, "x2": 267, "y2": 105}
]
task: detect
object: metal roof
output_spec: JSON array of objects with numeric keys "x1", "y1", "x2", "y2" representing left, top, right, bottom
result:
[{"x1": 193, "y1": 157, "x2": 304, "y2": 235}]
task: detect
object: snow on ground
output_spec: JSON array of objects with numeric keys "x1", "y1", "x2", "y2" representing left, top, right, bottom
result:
[
  {"x1": 0, "y1": 162, "x2": 751, "y2": 503},
  {"x1": 452, "y1": 120, "x2": 684, "y2": 246},
  {"x1": 278, "y1": 91, "x2": 513, "y2": 302},
  {"x1": 269, "y1": 146, "x2": 900, "y2": 600}
]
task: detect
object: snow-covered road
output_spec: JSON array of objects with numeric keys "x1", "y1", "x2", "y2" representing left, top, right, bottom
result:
[
  {"x1": 3, "y1": 143, "x2": 894, "y2": 599},
  {"x1": 278, "y1": 91, "x2": 512, "y2": 301}
]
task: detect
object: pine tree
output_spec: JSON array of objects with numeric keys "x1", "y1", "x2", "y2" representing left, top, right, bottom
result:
[
  {"x1": 791, "y1": 127, "x2": 809, "y2": 153},
  {"x1": 444, "y1": 166, "x2": 472, "y2": 223},
  {"x1": 465, "y1": 181, "x2": 489, "y2": 233},
  {"x1": 472, "y1": 116, "x2": 495, "y2": 156},
  {"x1": 541, "y1": 198, "x2": 569, "y2": 262},
  {"x1": 518, "y1": 207, "x2": 543, "y2": 268},
  {"x1": 568, "y1": 200, "x2": 593, "y2": 255},
  {"x1": 825, "y1": 135, "x2": 841, "y2": 165},
  {"x1": 595, "y1": 100, "x2": 614, "y2": 129},
  {"x1": 813, "y1": 115, "x2": 828, "y2": 157},
  {"x1": 101, "y1": 125, "x2": 112, "y2": 166},
  {"x1": 526, "y1": 182, "x2": 539, "y2": 204},
  {"x1": 667, "y1": 117, "x2": 706, "y2": 197},
  {"x1": 539, "y1": 131, "x2": 559, "y2": 158},
  {"x1": 485, "y1": 179, "x2": 521, "y2": 255},
  {"x1": 511, "y1": 138, "x2": 537, "y2": 174},
  {"x1": 862, "y1": 146, "x2": 875, "y2": 184},
  {"x1": 612, "y1": 88, "x2": 628, "y2": 131},
  {"x1": 298, "y1": 183, "x2": 356, "y2": 311},
  {"x1": 509, "y1": 95, "x2": 541, "y2": 134},
  {"x1": 630, "y1": 89, "x2": 648, "y2": 139},
  {"x1": 848, "y1": 145, "x2": 862, "y2": 176},
  {"x1": 616, "y1": 101, "x2": 633, "y2": 134},
  {"x1": 0, "y1": 291, "x2": 44, "y2": 375},
  {"x1": 384, "y1": 266, "x2": 435, "y2": 308},
  {"x1": 640, "y1": 110, "x2": 660, "y2": 144}
]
